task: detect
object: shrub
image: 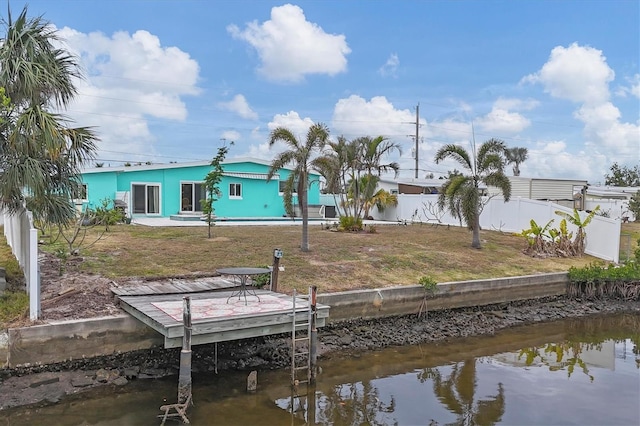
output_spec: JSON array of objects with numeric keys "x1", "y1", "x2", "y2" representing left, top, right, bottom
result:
[
  {"x1": 419, "y1": 276, "x2": 438, "y2": 293},
  {"x1": 252, "y1": 266, "x2": 271, "y2": 289},
  {"x1": 567, "y1": 262, "x2": 640, "y2": 300},
  {"x1": 339, "y1": 216, "x2": 363, "y2": 232}
]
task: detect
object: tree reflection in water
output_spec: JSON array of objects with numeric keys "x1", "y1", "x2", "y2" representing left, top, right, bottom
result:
[
  {"x1": 314, "y1": 380, "x2": 397, "y2": 426},
  {"x1": 518, "y1": 341, "x2": 597, "y2": 381},
  {"x1": 418, "y1": 360, "x2": 505, "y2": 426}
]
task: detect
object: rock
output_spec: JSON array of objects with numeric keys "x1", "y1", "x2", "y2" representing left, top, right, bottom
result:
[
  {"x1": 339, "y1": 335, "x2": 352, "y2": 346},
  {"x1": 123, "y1": 366, "x2": 140, "y2": 379},
  {"x1": 71, "y1": 376, "x2": 94, "y2": 388},
  {"x1": 94, "y1": 368, "x2": 119, "y2": 383},
  {"x1": 112, "y1": 377, "x2": 128, "y2": 386},
  {"x1": 28, "y1": 376, "x2": 60, "y2": 388}
]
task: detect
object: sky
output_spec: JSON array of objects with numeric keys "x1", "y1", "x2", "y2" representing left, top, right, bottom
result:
[{"x1": 6, "y1": 0, "x2": 639, "y2": 184}]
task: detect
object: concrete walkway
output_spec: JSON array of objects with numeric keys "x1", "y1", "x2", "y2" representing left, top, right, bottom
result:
[{"x1": 132, "y1": 217, "x2": 393, "y2": 227}]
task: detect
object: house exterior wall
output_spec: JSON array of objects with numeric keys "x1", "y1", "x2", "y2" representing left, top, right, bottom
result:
[
  {"x1": 489, "y1": 177, "x2": 587, "y2": 202},
  {"x1": 80, "y1": 161, "x2": 321, "y2": 218}
]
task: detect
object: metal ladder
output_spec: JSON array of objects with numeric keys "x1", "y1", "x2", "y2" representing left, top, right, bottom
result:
[{"x1": 291, "y1": 288, "x2": 312, "y2": 388}]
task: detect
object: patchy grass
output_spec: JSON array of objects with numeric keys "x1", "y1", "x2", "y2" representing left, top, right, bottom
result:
[
  {"x1": 35, "y1": 222, "x2": 602, "y2": 295},
  {"x1": 620, "y1": 221, "x2": 640, "y2": 261},
  {"x1": 0, "y1": 230, "x2": 28, "y2": 326}
]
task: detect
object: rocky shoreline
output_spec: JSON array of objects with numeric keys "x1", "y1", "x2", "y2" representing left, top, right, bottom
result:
[{"x1": 1, "y1": 295, "x2": 639, "y2": 411}]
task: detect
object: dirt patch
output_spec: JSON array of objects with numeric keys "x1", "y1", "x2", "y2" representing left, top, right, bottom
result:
[{"x1": 7, "y1": 252, "x2": 121, "y2": 328}]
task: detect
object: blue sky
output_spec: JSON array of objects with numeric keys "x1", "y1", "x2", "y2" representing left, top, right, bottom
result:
[{"x1": 9, "y1": 0, "x2": 640, "y2": 183}]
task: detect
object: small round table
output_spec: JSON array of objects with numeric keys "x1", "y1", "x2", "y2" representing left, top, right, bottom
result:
[{"x1": 217, "y1": 267, "x2": 271, "y2": 305}]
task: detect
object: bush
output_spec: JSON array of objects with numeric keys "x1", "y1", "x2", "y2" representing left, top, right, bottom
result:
[
  {"x1": 252, "y1": 266, "x2": 271, "y2": 289},
  {"x1": 567, "y1": 262, "x2": 640, "y2": 300},
  {"x1": 339, "y1": 216, "x2": 363, "y2": 232},
  {"x1": 419, "y1": 276, "x2": 438, "y2": 293}
]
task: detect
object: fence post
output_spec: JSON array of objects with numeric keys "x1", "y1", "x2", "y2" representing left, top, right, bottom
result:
[{"x1": 29, "y1": 227, "x2": 40, "y2": 320}]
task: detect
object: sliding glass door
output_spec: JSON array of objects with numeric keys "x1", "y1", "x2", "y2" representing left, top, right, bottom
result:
[
  {"x1": 132, "y1": 184, "x2": 160, "y2": 214},
  {"x1": 181, "y1": 182, "x2": 205, "y2": 212}
]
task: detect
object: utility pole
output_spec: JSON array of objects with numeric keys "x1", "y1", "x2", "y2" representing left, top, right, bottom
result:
[{"x1": 415, "y1": 103, "x2": 420, "y2": 179}]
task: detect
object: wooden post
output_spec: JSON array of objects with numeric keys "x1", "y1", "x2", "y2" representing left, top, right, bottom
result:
[
  {"x1": 271, "y1": 248, "x2": 281, "y2": 292},
  {"x1": 309, "y1": 286, "x2": 318, "y2": 384},
  {"x1": 178, "y1": 296, "x2": 192, "y2": 405}
]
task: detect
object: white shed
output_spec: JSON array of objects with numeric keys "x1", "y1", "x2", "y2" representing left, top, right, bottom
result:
[{"x1": 488, "y1": 176, "x2": 588, "y2": 208}]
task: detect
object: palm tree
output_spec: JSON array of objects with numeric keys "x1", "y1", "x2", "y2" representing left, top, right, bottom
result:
[
  {"x1": 267, "y1": 123, "x2": 329, "y2": 252},
  {"x1": 434, "y1": 138, "x2": 511, "y2": 249},
  {"x1": 504, "y1": 147, "x2": 528, "y2": 176},
  {"x1": 314, "y1": 135, "x2": 401, "y2": 225},
  {"x1": 431, "y1": 359, "x2": 506, "y2": 425},
  {"x1": 0, "y1": 6, "x2": 98, "y2": 225}
]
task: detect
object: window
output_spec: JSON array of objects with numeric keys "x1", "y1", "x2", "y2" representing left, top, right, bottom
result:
[
  {"x1": 73, "y1": 184, "x2": 88, "y2": 202},
  {"x1": 279, "y1": 180, "x2": 298, "y2": 194},
  {"x1": 132, "y1": 184, "x2": 160, "y2": 214},
  {"x1": 181, "y1": 182, "x2": 205, "y2": 212},
  {"x1": 229, "y1": 183, "x2": 242, "y2": 198}
]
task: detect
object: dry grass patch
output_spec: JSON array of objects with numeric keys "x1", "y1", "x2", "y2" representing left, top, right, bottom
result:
[{"x1": 41, "y1": 222, "x2": 605, "y2": 295}]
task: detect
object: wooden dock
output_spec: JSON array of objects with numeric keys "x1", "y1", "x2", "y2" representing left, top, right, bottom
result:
[{"x1": 117, "y1": 289, "x2": 330, "y2": 348}]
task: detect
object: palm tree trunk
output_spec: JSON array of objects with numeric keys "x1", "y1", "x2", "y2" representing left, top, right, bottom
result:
[
  {"x1": 471, "y1": 214, "x2": 481, "y2": 249},
  {"x1": 301, "y1": 187, "x2": 309, "y2": 252}
]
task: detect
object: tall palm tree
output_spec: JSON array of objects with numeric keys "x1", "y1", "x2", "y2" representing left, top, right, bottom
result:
[
  {"x1": 434, "y1": 138, "x2": 511, "y2": 249},
  {"x1": 431, "y1": 359, "x2": 506, "y2": 425},
  {"x1": 0, "y1": 6, "x2": 98, "y2": 225},
  {"x1": 504, "y1": 147, "x2": 528, "y2": 176},
  {"x1": 267, "y1": 123, "x2": 329, "y2": 252},
  {"x1": 315, "y1": 135, "x2": 401, "y2": 224},
  {"x1": 314, "y1": 136, "x2": 359, "y2": 218}
]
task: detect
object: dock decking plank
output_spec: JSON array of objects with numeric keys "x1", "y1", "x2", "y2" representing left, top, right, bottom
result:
[{"x1": 116, "y1": 289, "x2": 330, "y2": 348}]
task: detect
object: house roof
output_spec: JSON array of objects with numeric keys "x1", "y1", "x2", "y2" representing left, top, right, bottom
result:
[
  {"x1": 380, "y1": 178, "x2": 488, "y2": 189},
  {"x1": 223, "y1": 172, "x2": 278, "y2": 180},
  {"x1": 586, "y1": 186, "x2": 640, "y2": 198},
  {"x1": 80, "y1": 156, "x2": 307, "y2": 175}
]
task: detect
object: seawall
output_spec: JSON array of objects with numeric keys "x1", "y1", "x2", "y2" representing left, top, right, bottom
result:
[{"x1": 1, "y1": 272, "x2": 568, "y2": 368}]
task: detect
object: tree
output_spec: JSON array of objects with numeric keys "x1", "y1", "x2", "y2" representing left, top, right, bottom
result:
[
  {"x1": 429, "y1": 360, "x2": 505, "y2": 425},
  {"x1": 554, "y1": 206, "x2": 600, "y2": 255},
  {"x1": 504, "y1": 147, "x2": 528, "y2": 176},
  {"x1": 267, "y1": 123, "x2": 330, "y2": 252},
  {"x1": 0, "y1": 7, "x2": 98, "y2": 225},
  {"x1": 314, "y1": 135, "x2": 401, "y2": 228},
  {"x1": 434, "y1": 138, "x2": 511, "y2": 249},
  {"x1": 604, "y1": 163, "x2": 640, "y2": 187},
  {"x1": 628, "y1": 191, "x2": 640, "y2": 222},
  {"x1": 202, "y1": 145, "x2": 230, "y2": 238}
]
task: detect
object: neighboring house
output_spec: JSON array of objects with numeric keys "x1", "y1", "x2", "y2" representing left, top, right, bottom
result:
[
  {"x1": 79, "y1": 158, "x2": 322, "y2": 220},
  {"x1": 379, "y1": 178, "x2": 445, "y2": 195},
  {"x1": 583, "y1": 186, "x2": 640, "y2": 221},
  {"x1": 487, "y1": 176, "x2": 588, "y2": 209},
  {"x1": 378, "y1": 178, "x2": 490, "y2": 195}
]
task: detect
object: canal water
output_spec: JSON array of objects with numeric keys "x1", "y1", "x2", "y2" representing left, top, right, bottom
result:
[{"x1": 4, "y1": 313, "x2": 639, "y2": 425}]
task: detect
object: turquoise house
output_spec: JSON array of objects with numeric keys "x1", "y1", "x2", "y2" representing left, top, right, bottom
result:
[{"x1": 79, "y1": 158, "x2": 322, "y2": 219}]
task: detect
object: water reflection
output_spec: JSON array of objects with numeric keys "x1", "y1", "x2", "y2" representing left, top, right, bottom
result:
[
  {"x1": 4, "y1": 313, "x2": 640, "y2": 425},
  {"x1": 423, "y1": 360, "x2": 505, "y2": 426}
]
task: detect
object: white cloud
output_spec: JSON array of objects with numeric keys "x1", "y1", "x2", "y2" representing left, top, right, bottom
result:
[
  {"x1": 221, "y1": 130, "x2": 242, "y2": 143},
  {"x1": 522, "y1": 43, "x2": 639, "y2": 178},
  {"x1": 246, "y1": 111, "x2": 317, "y2": 159},
  {"x1": 379, "y1": 53, "x2": 399, "y2": 78},
  {"x1": 616, "y1": 73, "x2": 640, "y2": 99},
  {"x1": 522, "y1": 140, "x2": 609, "y2": 181},
  {"x1": 227, "y1": 4, "x2": 350, "y2": 83},
  {"x1": 332, "y1": 95, "x2": 417, "y2": 139},
  {"x1": 476, "y1": 98, "x2": 538, "y2": 134},
  {"x1": 522, "y1": 43, "x2": 614, "y2": 105},
  {"x1": 55, "y1": 26, "x2": 201, "y2": 163},
  {"x1": 218, "y1": 94, "x2": 258, "y2": 120}
]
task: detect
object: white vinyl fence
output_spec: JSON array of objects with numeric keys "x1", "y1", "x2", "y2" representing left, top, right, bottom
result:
[
  {"x1": 585, "y1": 198, "x2": 635, "y2": 222},
  {"x1": 3, "y1": 208, "x2": 40, "y2": 320},
  {"x1": 372, "y1": 195, "x2": 621, "y2": 263}
]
